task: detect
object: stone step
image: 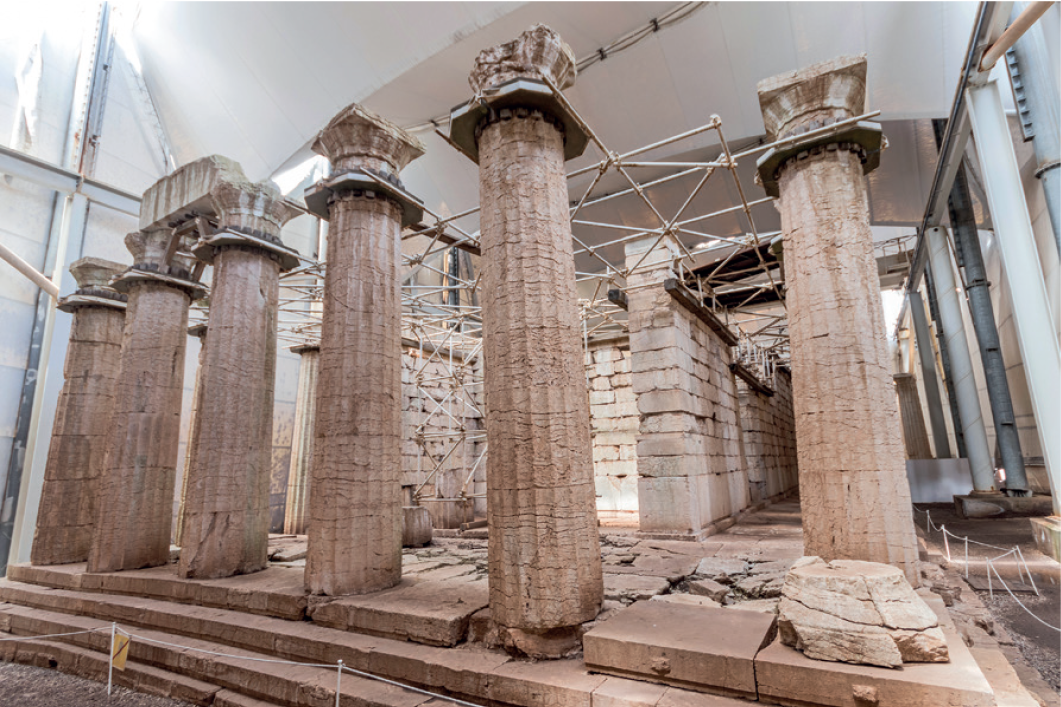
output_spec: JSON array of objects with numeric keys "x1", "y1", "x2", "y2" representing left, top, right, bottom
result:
[
  {"x1": 8, "y1": 562, "x2": 488, "y2": 647},
  {"x1": 0, "y1": 580, "x2": 742, "y2": 707},
  {"x1": 0, "y1": 637, "x2": 224, "y2": 705},
  {"x1": 0, "y1": 603, "x2": 440, "y2": 707},
  {"x1": 584, "y1": 600, "x2": 777, "y2": 699}
]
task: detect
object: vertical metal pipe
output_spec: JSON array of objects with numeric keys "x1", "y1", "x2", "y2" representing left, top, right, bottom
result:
[
  {"x1": 967, "y1": 79, "x2": 1060, "y2": 514},
  {"x1": 908, "y1": 291, "x2": 953, "y2": 458},
  {"x1": 1008, "y1": 2, "x2": 1060, "y2": 255},
  {"x1": 923, "y1": 267, "x2": 968, "y2": 458},
  {"x1": 925, "y1": 226, "x2": 996, "y2": 492},
  {"x1": 933, "y1": 119, "x2": 1030, "y2": 494}
]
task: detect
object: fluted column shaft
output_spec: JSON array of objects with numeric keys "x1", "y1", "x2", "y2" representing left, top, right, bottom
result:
[
  {"x1": 307, "y1": 192, "x2": 403, "y2": 594},
  {"x1": 759, "y1": 55, "x2": 919, "y2": 584},
  {"x1": 179, "y1": 248, "x2": 281, "y2": 578},
  {"x1": 478, "y1": 109, "x2": 603, "y2": 638},
  {"x1": 32, "y1": 293, "x2": 125, "y2": 565},
  {"x1": 894, "y1": 373, "x2": 933, "y2": 460},
  {"x1": 88, "y1": 280, "x2": 193, "y2": 572},
  {"x1": 284, "y1": 345, "x2": 318, "y2": 535}
]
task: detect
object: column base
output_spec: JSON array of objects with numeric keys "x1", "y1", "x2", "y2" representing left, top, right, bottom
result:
[
  {"x1": 497, "y1": 624, "x2": 584, "y2": 660},
  {"x1": 1030, "y1": 517, "x2": 1061, "y2": 563},
  {"x1": 953, "y1": 493, "x2": 1055, "y2": 519}
]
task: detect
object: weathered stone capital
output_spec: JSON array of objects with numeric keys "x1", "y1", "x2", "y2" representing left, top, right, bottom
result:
[
  {"x1": 57, "y1": 257, "x2": 129, "y2": 312},
  {"x1": 210, "y1": 178, "x2": 300, "y2": 242},
  {"x1": 312, "y1": 103, "x2": 425, "y2": 177},
  {"x1": 757, "y1": 54, "x2": 867, "y2": 141},
  {"x1": 125, "y1": 229, "x2": 177, "y2": 271},
  {"x1": 290, "y1": 343, "x2": 320, "y2": 355},
  {"x1": 469, "y1": 24, "x2": 576, "y2": 94},
  {"x1": 70, "y1": 257, "x2": 126, "y2": 292}
]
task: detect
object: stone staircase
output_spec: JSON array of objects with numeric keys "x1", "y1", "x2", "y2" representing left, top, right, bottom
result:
[{"x1": 0, "y1": 575, "x2": 747, "y2": 707}]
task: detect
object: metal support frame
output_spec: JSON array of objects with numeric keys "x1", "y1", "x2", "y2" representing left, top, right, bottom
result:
[
  {"x1": 925, "y1": 226, "x2": 996, "y2": 492},
  {"x1": 908, "y1": 290, "x2": 953, "y2": 459},
  {"x1": 967, "y1": 78, "x2": 1060, "y2": 513}
]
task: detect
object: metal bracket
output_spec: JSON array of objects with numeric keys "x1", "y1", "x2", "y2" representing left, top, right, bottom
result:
[
  {"x1": 756, "y1": 121, "x2": 884, "y2": 198},
  {"x1": 448, "y1": 78, "x2": 589, "y2": 163},
  {"x1": 303, "y1": 170, "x2": 424, "y2": 228},
  {"x1": 191, "y1": 229, "x2": 302, "y2": 272}
]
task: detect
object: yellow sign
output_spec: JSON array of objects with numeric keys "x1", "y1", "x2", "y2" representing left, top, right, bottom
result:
[{"x1": 111, "y1": 632, "x2": 130, "y2": 671}]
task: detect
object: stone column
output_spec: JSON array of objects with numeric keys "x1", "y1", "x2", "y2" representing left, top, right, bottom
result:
[
  {"x1": 284, "y1": 344, "x2": 319, "y2": 535},
  {"x1": 448, "y1": 25, "x2": 603, "y2": 657},
  {"x1": 175, "y1": 324, "x2": 207, "y2": 547},
  {"x1": 88, "y1": 231, "x2": 205, "y2": 573},
  {"x1": 31, "y1": 258, "x2": 127, "y2": 565},
  {"x1": 626, "y1": 235, "x2": 750, "y2": 539},
  {"x1": 178, "y1": 179, "x2": 300, "y2": 579},
  {"x1": 302, "y1": 103, "x2": 424, "y2": 596},
  {"x1": 757, "y1": 55, "x2": 919, "y2": 584},
  {"x1": 894, "y1": 374, "x2": 933, "y2": 460}
]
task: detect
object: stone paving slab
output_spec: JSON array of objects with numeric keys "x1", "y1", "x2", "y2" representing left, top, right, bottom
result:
[
  {"x1": 583, "y1": 599, "x2": 777, "y2": 698},
  {"x1": 307, "y1": 577, "x2": 488, "y2": 646}
]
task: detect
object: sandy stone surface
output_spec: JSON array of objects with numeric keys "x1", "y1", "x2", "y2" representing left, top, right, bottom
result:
[
  {"x1": 475, "y1": 31, "x2": 603, "y2": 649},
  {"x1": 32, "y1": 259, "x2": 126, "y2": 566},
  {"x1": 894, "y1": 373, "x2": 933, "y2": 460},
  {"x1": 89, "y1": 276, "x2": 192, "y2": 574},
  {"x1": 306, "y1": 104, "x2": 422, "y2": 597},
  {"x1": 759, "y1": 55, "x2": 919, "y2": 584},
  {"x1": 778, "y1": 556, "x2": 948, "y2": 668}
]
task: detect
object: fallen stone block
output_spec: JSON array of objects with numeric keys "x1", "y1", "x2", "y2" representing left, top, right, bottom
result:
[
  {"x1": 778, "y1": 557, "x2": 949, "y2": 668},
  {"x1": 687, "y1": 578, "x2": 730, "y2": 603},
  {"x1": 693, "y1": 557, "x2": 747, "y2": 583},
  {"x1": 603, "y1": 574, "x2": 671, "y2": 604}
]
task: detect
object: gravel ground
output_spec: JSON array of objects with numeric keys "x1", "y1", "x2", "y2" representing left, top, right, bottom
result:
[
  {"x1": 0, "y1": 661, "x2": 191, "y2": 707},
  {"x1": 976, "y1": 584, "x2": 1061, "y2": 694}
]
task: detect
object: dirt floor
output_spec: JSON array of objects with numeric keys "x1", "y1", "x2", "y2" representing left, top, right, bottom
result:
[
  {"x1": 916, "y1": 502, "x2": 1061, "y2": 703},
  {"x1": 0, "y1": 661, "x2": 191, "y2": 706}
]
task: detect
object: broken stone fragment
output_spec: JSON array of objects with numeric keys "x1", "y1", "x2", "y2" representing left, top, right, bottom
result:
[
  {"x1": 469, "y1": 23, "x2": 576, "y2": 94},
  {"x1": 778, "y1": 557, "x2": 949, "y2": 668},
  {"x1": 694, "y1": 556, "x2": 747, "y2": 583},
  {"x1": 688, "y1": 577, "x2": 730, "y2": 603}
]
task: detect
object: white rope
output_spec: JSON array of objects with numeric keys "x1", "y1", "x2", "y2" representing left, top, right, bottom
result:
[
  {"x1": 0, "y1": 627, "x2": 107, "y2": 642},
  {"x1": 986, "y1": 559, "x2": 1061, "y2": 632}
]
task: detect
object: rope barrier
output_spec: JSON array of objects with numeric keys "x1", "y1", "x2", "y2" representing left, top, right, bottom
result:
[
  {"x1": 0, "y1": 622, "x2": 487, "y2": 706},
  {"x1": 912, "y1": 505, "x2": 1060, "y2": 632}
]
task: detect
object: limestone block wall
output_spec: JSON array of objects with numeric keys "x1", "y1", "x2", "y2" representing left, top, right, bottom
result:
[
  {"x1": 737, "y1": 367, "x2": 799, "y2": 504},
  {"x1": 400, "y1": 345, "x2": 486, "y2": 526},
  {"x1": 628, "y1": 276, "x2": 751, "y2": 538},
  {"x1": 585, "y1": 339, "x2": 640, "y2": 514}
]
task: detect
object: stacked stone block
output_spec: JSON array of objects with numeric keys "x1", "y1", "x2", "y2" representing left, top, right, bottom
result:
[
  {"x1": 737, "y1": 367, "x2": 799, "y2": 504},
  {"x1": 400, "y1": 345, "x2": 485, "y2": 528},
  {"x1": 627, "y1": 235, "x2": 750, "y2": 540},
  {"x1": 585, "y1": 341, "x2": 639, "y2": 514}
]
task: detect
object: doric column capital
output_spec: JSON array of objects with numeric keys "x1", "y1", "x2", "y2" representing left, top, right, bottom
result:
[
  {"x1": 757, "y1": 54, "x2": 867, "y2": 142},
  {"x1": 193, "y1": 178, "x2": 302, "y2": 271},
  {"x1": 469, "y1": 24, "x2": 576, "y2": 94},
  {"x1": 57, "y1": 257, "x2": 128, "y2": 313},
  {"x1": 305, "y1": 103, "x2": 425, "y2": 227},
  {"x1": 114, "y1": 230, "x2": 207, "y2": 299},
  {"x1": 755, "y1": 55, "x2": 884, "y2": 197},
  {"x1": 449, "y1": 25, "x2": 588, "y2": 164},
  {"x1": 312, "y1": 103, "x2": 424, "y2": 177}
]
